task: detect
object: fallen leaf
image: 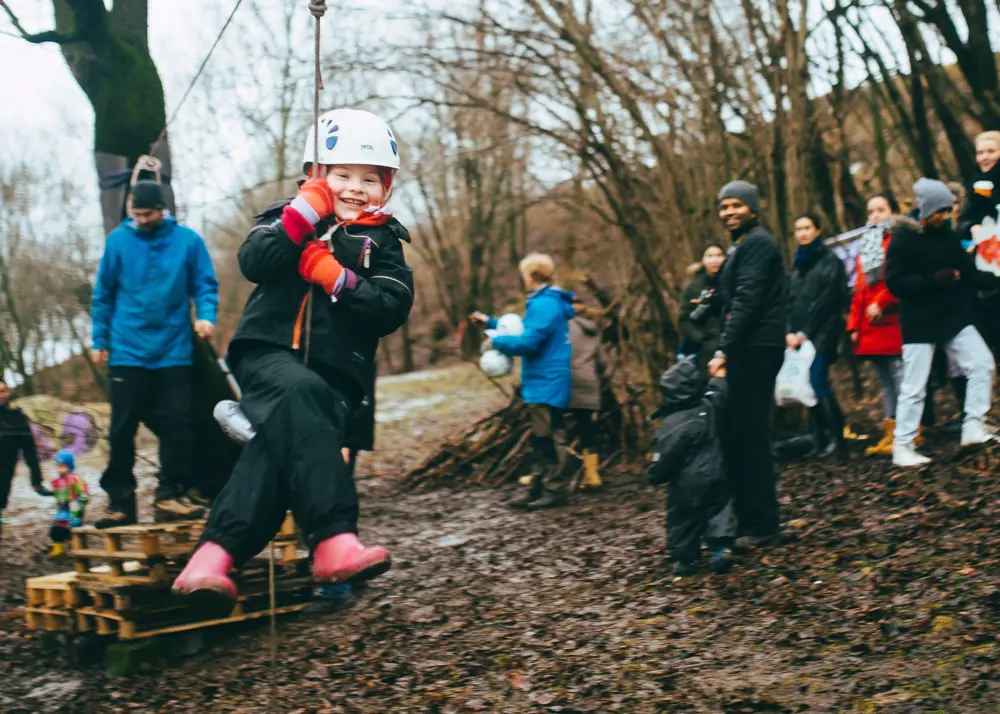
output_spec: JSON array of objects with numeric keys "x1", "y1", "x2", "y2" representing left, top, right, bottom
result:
[
  {"x1": 932, "y1": 616, "x2": 955, "y2": 634},
  {"x1": 508, "y1": 671, "x2": 529, "y2": 691}
]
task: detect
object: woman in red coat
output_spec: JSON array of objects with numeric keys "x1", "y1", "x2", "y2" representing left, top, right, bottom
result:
[{"x1": 847, "y1": 193, "x2": 905, "y2": 455}]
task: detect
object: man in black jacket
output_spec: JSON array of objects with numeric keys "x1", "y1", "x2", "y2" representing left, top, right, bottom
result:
[
  {"x1": 0, "y1": 380, "x2": 48, "y2": 537},
  {"x1": 707, "y1": 180, "x2": 787, "y2": 550},
  {"x1": 886, "y1": 178, "x2": 999, "y2": 467}
]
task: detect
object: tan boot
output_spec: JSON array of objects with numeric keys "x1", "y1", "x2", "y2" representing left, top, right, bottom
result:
[
  {"x1": 865, "y1": 419, "x2": 895, "y2": 456},
  {"x1": 579, "y1": 450, "x2": 603, "y2": 489},
  {"x1": 50, "y1": 542, "x2": 65, "y2": 558}
]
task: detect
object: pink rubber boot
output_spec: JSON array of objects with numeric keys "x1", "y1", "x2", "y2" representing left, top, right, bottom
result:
[
  {"x1": 313, "y1": 533, "x2": 391, "y2": 584},
  {"x1": 172, "y1": 542, "x2": 238, "y2": 615}
]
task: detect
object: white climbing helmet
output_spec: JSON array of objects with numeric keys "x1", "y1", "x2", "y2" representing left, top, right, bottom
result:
[
  {"x1": 302, "y1": 108, "x2": 400, "y2": 172},
  {"x1": 480, "y1": 349, "x2": 514, "y2": 378},
  {"x1": 485, "y1": 313, "x2": 524, "y2": 339}
]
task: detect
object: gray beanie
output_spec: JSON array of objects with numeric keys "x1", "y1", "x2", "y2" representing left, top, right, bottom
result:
[
  {"x1": 913, "y1": 178, "x2": 954, "y2": 220},
  {"x1": 718, "y1": 180, "x2": 760, "y2": 214}
]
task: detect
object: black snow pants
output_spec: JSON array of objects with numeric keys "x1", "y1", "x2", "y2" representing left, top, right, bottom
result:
[
  {"x1": 101, "y1": 366, "x2": 194, "y2": 509},
  {"x1": 668, "y1": 477, "x2": 735, "y2": 563},
  {"x1": 722, "y1": 345, "x2": 783, "y2": 538},
  {"x1": 200, "y1": 346, "x2": 362, "y2": 566}
]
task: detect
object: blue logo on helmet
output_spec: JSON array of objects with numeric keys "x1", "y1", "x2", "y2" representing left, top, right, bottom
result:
[
  {"x1": 388, "y1": 129, "x2": 397, "y2": 156},
  {"x1": 325, "y1": 123, "x2": 339, "y2": 151}
]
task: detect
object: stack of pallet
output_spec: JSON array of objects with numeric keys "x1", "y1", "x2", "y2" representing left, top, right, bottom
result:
[{"x1": 24, "y1": 513, "x2": 314, "y2": 641}]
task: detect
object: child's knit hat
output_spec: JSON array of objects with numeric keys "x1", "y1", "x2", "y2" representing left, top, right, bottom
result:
[{"x1": 54, "y1": 450, "x2": 75, "y2": 471}]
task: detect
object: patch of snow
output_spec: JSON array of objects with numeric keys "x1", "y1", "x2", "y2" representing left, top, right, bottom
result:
[
  {"x1": 25, "y1": 678, "x2": 83, "y2": 710},
  {"x1": 377, "y1": 367, "x2": 457, "y2": 386},
  {"x1": 375, "y1": 393, "x2": 448, "y2": 423}
]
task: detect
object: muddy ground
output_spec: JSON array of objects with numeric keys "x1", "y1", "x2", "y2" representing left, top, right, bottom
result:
[{"x1": 1, "y1": 365, "x2": 999, "y2": 713}]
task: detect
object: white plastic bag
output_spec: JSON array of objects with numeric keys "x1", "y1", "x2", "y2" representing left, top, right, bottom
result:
[
  {"x1": 480, "y1": 349, "x2": 514, "y2": 378},
  {"x1": 774, "y1": 340, "x2": 818, "y2": 407},
  {"x1": 485, "y1": 312, "x2": 525, "y2": 339}
]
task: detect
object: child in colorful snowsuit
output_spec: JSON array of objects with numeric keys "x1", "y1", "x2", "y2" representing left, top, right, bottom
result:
[
  {"x1": 49, "y1": 450, "x2": 88, "y2": 557},
  {"x1": 647, "y1": 358, "x2": 735, "y2": 576},
  {"x1": 172, "y1": 109, "x2": 414, "y2": 610}
]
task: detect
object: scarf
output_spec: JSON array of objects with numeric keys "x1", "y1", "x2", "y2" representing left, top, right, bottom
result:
[
  {"x1": 793, "y1": 239, "x2": 823, "y2": 267},
  {"x1": 858, "y1": 219, "x2": 891, "y2": 285},
  {"x1": 320, "y1": 205, "x2": 395, "y2": 245}
]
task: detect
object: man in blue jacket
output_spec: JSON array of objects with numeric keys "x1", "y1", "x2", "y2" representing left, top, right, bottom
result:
[
  {"x1": 91, "y1": 181, "x2": 219, "y2": 527},
  {"x1": 472, "y1": 253, "x2": 574, "y2": 510}
]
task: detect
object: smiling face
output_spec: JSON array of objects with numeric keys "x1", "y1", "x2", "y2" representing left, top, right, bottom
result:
[
  {"x1": 325, "y1": 164, "x2": 387, "y2": 221},
  {"x1": 794, "y1": 216, "x2": 820, "y2": 246},
  {"x1": 976, "y1": 137, "x2": 1000, "y2": 174},
  {"x1": 718, "y1": 198, "x2": 754, "y2": 232}
]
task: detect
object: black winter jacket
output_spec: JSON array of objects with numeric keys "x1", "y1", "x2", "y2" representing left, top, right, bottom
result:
[
  {"x1": 718, "y1": 222, "x2": 788, "y2": 354},
  {"x1": 885, "y1": 219, "x2": 1000, "y2": 344},
  {"x1": 678, "y1": 267, "x2": 723, "y2": 368},
  {"x1": 647, "y1": 359, "x2": 734, "y2": 559},
  {"x1": 787, "y1": 240, "x2": 848, "y2": 359},
  {"x1": 648, "y1": 360, "x2": 727, "y2": 488},
  {"x1": 0, "y1": 404, "x2": 43, "y2": 497},
  {"x1": 229, "y1": 200, "x2": 414, "y2": 395}
]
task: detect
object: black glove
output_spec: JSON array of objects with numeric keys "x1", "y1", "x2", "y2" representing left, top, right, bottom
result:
[{"x1": 933, "y1": 269, "x2": 959, "y2": 285}]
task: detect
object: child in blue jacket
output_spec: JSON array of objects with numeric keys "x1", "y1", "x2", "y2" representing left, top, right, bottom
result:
[{"x1": 472, "y1": 253, "x2": 575, "y2": 509}]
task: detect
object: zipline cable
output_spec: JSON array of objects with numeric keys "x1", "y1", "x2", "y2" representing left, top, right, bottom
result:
[{"x1": 149, "y1": 0, "x2": 245, "y2": 157}]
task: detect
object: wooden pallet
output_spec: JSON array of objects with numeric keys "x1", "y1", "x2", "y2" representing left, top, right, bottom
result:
[
  {"x1": 24, "y1": 606, "x2": 76, "y2": 633},
  {"x1": 69, "y1": 521, "x2": 205, "y2": 577},
  {"x1": 24, "y1": 572, "x2": 80, "y2": 632},
  {"x1": 70, "y1": 513, "x2": 301, "y2": 579},
  {"x1": 76, "y1": 595, "x2": 311, "y2": 640},
  {"x1": 26, "y1": 513, "x2": 310, "y2": 639},
  {"x1": 75, "y1": 573, "x2": 314, "y2": 615}
]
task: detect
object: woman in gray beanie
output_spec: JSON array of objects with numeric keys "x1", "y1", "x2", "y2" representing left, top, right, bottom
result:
[{"x1": 885, "y1": 178, "x2": 1000, "y2": 467}]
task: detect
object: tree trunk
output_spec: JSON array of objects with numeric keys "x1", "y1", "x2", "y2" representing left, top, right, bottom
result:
[
  {"x1": 0, "y1": 251, "x2": 34, "y2": 394},
  {"x1": 53, "y1": 0, "x2": 166, "y2": 166}
]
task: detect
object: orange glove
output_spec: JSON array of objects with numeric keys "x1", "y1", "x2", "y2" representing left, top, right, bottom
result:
[
  {"x1": 290, "y1": 178, "x2": 336, "y2": 224},
  {"x1": 299, "y1": 241, "x2": 345, "y2": 294}
]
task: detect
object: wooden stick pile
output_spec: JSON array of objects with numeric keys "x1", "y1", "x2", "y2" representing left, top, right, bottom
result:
[{"x1": 405, "y1": 383, "x2": 646, "y2": 488}]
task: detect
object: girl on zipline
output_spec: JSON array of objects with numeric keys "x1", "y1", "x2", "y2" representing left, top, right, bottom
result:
[{"x1": 172, "y1": 108, "x2": 414, "y2": 610}]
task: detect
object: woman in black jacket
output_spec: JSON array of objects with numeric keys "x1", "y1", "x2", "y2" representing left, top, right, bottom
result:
[
  {"x1": 678, "y1": 242, "x2": 726, "y2": 369},
  {"x1": 786, "y1": 213, "x2": 848, "y2": 458}
]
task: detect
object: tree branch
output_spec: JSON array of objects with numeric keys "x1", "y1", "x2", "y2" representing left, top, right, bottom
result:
[{"x1": 0, "y1": 1, "x2": 78, "y2": 44}]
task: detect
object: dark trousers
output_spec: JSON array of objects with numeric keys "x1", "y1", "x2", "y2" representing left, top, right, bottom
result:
[
  {"x1": 527, "y1": 404, "x2": 568, "y2": 494},
  {"x1": 101, "y1": 366, "x2": 193, "y2": 509},
  {"x1": 668, "y1": 482, "x2": 735, "y2": 563},
  {"x1": 201, "y1": 348, "x2": 361, "y2": 566},
  {"x1": 808, "y1": 354, "x2": 834, "y2": 400},
  {"x1": 0, "y1": 462, "x2": 15, "y2": 511},
  {"x1": 570, "y1": 409, "x2": 597, "y2": 450},
  {"x1": 722, "y1": 346, "x2": 783, "y2": 538}
]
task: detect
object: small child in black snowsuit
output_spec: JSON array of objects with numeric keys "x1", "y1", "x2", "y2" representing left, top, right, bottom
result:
[{"x1": 647, "y1": 358, "x2": 736, "y2": 576}]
